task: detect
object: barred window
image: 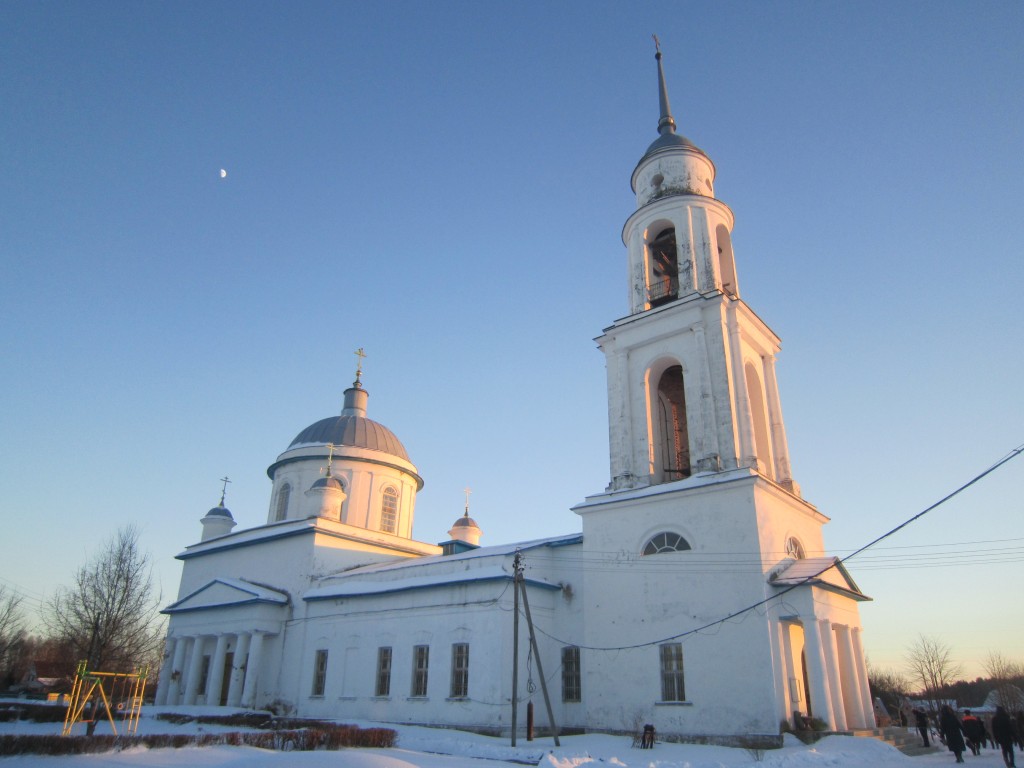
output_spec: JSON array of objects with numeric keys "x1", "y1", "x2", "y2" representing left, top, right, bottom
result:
[
  {"x1": 411, "y1": 645, "x2": 429, "y2": 697},
  {"x1": 561, "y1": 646, "x2": 581, "y2": 702},
  {"x1": 785, "y1": 536, "x2": 806, "y2": 560},
  {"x1": 450, "y1": 643, "x2": 469, "y2": 698},
  {"x1": 659, "y1": 643, "x2": 685, "y2": 702},
  {"x1": 380, "y1": 487, "x2": 399, "y2": 533},
  {"x1": 311, "y1": 649, "x2": 328, "y2": 696}
]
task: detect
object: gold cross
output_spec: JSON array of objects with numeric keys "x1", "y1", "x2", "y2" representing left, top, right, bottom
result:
[{"x1": 354, "y1": 347, "x2": 367, "y2": 382}]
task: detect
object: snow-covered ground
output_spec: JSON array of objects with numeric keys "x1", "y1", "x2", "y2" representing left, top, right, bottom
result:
[{"x1": 0, "y1": 704, "x2": 1012, "y2": 768}]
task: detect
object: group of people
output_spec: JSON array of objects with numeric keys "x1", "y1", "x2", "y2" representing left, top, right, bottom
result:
[{"x1": 913, "y1": 705, "x2": 1019, "y2": 767}]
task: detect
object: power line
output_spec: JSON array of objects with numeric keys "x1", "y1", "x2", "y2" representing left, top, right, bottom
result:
[{"x1": 524, "y1": 442, "x2": 1024, "y2": 653}]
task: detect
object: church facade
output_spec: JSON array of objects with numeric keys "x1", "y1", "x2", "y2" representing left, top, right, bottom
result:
[{"x1": 154, "y1": 49, "x2": 874, "y2": 745}]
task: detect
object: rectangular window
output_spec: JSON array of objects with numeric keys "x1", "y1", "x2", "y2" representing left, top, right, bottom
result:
[
  {"x1": 561, "y1": 646, "x2": 581, "y2": 702},
  {"x1": 450, "y1": 643, "x2": 469, "y2": 698},
  {"x1": 411, "y1": 645, "x2": 429, "y2": 697},
  {"x1": 659, "y1": 643, "x2": 685, "y2": 702},
  {"x1": 311, "y1": 649, "x2": 328, "y2": 696},
  {"x1": 375, "y1": 647, "x2": 392, "y2": 697}
]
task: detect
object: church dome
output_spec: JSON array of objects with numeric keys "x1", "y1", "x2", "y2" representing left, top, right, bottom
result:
[
  {"x1": 289, "y1": 414, "x2": 409, "y2": 460},
  {"x1": 287, "y1": 380, "x2": 410, "y2": 461},
  {"x1": 451, "y1": 514, "x2": 479, "y2": 529},
  {"x1": 205, "y1": 505, "x2": 233, "y2": 519}
]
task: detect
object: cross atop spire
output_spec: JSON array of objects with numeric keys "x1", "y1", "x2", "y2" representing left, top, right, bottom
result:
[
  {"x1": 463, "y1": 486, "x2": 472, "y2": 516},
  {"x1": 652, "y1": 34, "x2": 677, "y2": 137},
  {"x1": 218, "y1": 476, "x2": 231, "y2": 506},
  {"x1": 324, "y1": 443, "x2": 336, "y2": 476},
  {"x1": 353, "y1": 347, "x2": 367, "y2": 388}
]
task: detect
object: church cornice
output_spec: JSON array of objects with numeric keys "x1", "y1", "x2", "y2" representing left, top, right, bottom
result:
[{"x1": 621, "y1": 192, "x2": 734, "y2": 247}]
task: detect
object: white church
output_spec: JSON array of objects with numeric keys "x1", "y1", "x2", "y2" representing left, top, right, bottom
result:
[{"x1": 154, "y1": 47, "x2": 874, "y2": 745}]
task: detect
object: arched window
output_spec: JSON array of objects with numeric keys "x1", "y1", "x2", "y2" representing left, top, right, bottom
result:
[
  {"x1": 380, "y1": 487, "x2": 399, "y2": 534},
  {"x1": 656, "y1": 365, "x2": 690, "y2": 482},
  {"x1": 785, "y1": 536, "x2": 806, "y2": 560},
  {"x1": 647, "y1": 227, "x2": 678, "y2": 307},
  {"x1": 274, "y1": 483, "x2": 291, "y2": 522},
  {"x1": 643, "y1": 532, "x2": 692, "y2": 555}
]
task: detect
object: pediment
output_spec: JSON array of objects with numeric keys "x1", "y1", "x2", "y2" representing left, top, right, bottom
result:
[
  {"x1": 163, "y1": 577, "x2": 289, "y2": 614},
  {"x1": 769, "y1": 556, "x2": 870, "y2": 601}
]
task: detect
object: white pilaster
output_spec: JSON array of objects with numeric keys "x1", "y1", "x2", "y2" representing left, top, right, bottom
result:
[
  {"x1": 726, "y1": 310, "x2": 757, "y2": 468},
  {"x1": 166, "y1": 636, "x2": 188, "y2": 705},
  {"x1": 154, "y1": 636, "x2": 175, "y2": 706},
  {"x1": 761, "y1": 354, "x2": 795, "y2": 490},
  {"x1": 241, "y1": 631, "x2": 265, "y2": 708}
]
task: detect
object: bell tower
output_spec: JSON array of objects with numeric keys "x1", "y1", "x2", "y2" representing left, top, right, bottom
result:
[{"x1": 601, "y1": 41, "x2": 797, "y2": 496}]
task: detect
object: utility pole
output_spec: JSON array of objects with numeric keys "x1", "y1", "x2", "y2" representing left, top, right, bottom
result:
[
  {"x1": 518, "y1": 558, "x2": 560, "y2": 746},
  {"x1": 511, "y1": 550, "x2": 521, "y2": 747}
]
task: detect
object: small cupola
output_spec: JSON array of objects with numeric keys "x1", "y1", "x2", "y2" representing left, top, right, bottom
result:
[
  {"x1": 200, "y1": 477, "x2": 237, "y2": 541},
  {"x1": 443, "y1": 489, "x2": 482, "y2": 554},
  {"x1": 304, "y1": 444, "x2": 347, "y2": 521}
]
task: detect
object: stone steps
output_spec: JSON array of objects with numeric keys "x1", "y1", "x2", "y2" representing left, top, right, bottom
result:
[{"x1": 852, "y1": 726, "x2": 942, "y2": 756}]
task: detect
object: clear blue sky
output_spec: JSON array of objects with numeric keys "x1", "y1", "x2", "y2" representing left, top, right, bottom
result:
[{"x1": 2, "y1": 1, "x2": 1022, "y2": 680}]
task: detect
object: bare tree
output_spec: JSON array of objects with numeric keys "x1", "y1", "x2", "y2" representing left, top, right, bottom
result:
[
  {"x1": 44, "y1": 526, "x2": 164, "y2": 675},
  {"x1": 984, "y1": 651, "x2": 1024, "y2": 715},
  {"x1": 0, "y1": 586, "x2": 26, "y2": 685},
  {"x1": 905, "y1": 635, "x2": 963, "y2": 714},
  {"x1": 868, "y1": 662, "x2": 912, "y2": 719}
]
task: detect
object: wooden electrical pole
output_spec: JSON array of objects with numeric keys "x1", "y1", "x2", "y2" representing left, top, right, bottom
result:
[
  {"x1": 511, "y1": 550, "x2": 521, "y2": 747},
  {"x1": 518, "y1": 563, "x2": 561, "y2": 746}
]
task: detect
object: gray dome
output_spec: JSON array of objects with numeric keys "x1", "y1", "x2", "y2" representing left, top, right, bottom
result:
[
  {"x1": 289, "y1": 414, "x2": 409, "y2": 461},
  {"x1": 309, "y1": 475, "x2": 344, "y2": 491},
  {"x1": 205, "y1": 505, "x2": 233, "y2": 519},
  {"x1": 642, "y1": 131, "x2": 700, "y2": 159},
  {"x1": 452, "y1": 515, "x2": 479, "y2": 529}
]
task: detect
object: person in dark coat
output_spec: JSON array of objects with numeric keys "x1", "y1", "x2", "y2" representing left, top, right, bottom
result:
[
  {"x1": 916, "y1": 708, "x2": 932, "y2": 747},
  {"x1": 939, "y1": 705, "x2": 967, "y2": 763},
  {"x1": 992, "y1": 706, "x2": 1017, "y2": 768},
  {"x1": 963, "y1": 710, "x2": 985, "y2": 756}
]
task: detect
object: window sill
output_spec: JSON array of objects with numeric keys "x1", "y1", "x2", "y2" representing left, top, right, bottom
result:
[
  {"x1": 336, "y1": 696, "x2": 357, "y2": 701},
  {"x1": 309, "y1": 695, "x2": 325, "y2": 699},
  {"x1": 371, "y1": 696, "x2": 391, "y2": 701},
  {"x1": 407, "y1": 696, "x2": 429, "y2": 702},
  {"x1": 446, "y1": 697, "x2": 469, "y2": 702},
  {"x1": 654, "y1": 700, "x2": 693, "y2": 706}
]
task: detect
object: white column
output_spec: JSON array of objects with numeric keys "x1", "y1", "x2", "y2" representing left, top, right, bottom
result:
[
  {"x1": 777, "y1": 621, "x2": 796, "y2": 719},
  {"x1": 183, "y1": 636, "x2": 207, "y2": 705},
  {"x1": 822, "y1": 621, "x2": 848, "y2": 731},
  {"x1": 726, "y1": 308, "x2": 758, "y2": 469},
  {"x1": 227, "y1": 632, "x2": 251, "y2": 707},
  {"x1": 851, "y1": 628, "x2": 876, "y2": 728},
  {"x1": 166, "y1": 636, "x2": 188, "y2": 704},
  {"x1": 835, "y1": 625, "x2": 867, "y2": 728},
  {"x1": 241, "y1": 631, "x2": 265, "y2": 708},
  {"x1": 154, "y1": 636, "x2": 175, "y2": 706},
  {"x1": 761, "y1": 354, "x2": 794, "y2": 488},
  {"x1": 802, "y1": 619, "x2": 836, "y2": 729},
  {"x1": 692, "y1": 325, "x2": 722, "y2": 471},
  {"x1": 206, "y1": 634, "x2": 230, "y2": 707}
]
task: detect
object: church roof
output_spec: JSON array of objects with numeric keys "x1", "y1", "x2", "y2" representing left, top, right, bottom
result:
[
  {"x1": 289, "y1": 414, "x2": 409, "y2": 460},
  {"x1": 638, "y1": 39, "x2": 706, "y2": 164}
]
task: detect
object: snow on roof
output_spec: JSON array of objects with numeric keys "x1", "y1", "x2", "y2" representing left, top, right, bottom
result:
[
  {"x1": 305, "y1": 565, "x2": 561, "y2": 601},
  {"x1": 769, "y1": 556, "x2": 870, "y2": 601},
  {"x1": 304, "y1": 533, "x2": 581, "y2": 601}
]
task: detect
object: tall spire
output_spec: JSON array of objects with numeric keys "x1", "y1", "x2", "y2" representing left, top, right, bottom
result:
[{"x1": 653, "y1": 35, "x2": 677, "y2": 137}]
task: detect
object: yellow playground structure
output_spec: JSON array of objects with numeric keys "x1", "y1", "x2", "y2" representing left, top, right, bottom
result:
[{"x1": 62, "y1": 661, "x2": 148, "y2": 736}]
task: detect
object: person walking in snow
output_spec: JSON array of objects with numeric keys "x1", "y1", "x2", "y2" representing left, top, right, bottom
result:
[
  {"x1": 916, "y1": 709, "x2": 932, "y2": 747},
  {"x1": 992, "y1": 706, "x2": 1017, "y2": 768},
  {"x1": 939, "y1": 705, "x2": 967, "y2": 763},
  {"x1": 963, "y1": 710, "x2": 985, "y2": 756}
]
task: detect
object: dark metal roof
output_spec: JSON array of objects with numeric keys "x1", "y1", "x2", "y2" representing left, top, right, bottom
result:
[
  {"x1": 205, "y1": 505, "x2": 233, "y2": 518},
  {"x1": 289, "y1": 414, "x2": 410, "y2": 461}
]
